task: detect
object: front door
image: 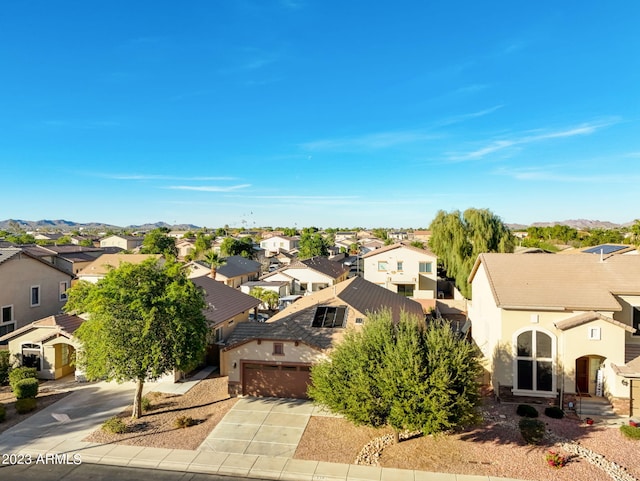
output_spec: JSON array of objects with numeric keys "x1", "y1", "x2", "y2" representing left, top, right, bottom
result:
[{"x1": 576, "y1": 357, "x2": 589, "y2": 394}]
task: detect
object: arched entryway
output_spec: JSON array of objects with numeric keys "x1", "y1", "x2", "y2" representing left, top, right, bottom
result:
[
  {"x1": 576, "y1": 355, "x2": 605, "y2": 396},
  {"x1": 52, "y1": 342, "x2": 76, "y2": 379}
]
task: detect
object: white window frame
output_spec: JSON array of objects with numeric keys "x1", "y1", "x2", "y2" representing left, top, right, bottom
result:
[
  {"x1": 0, "y1": 304, "x2": 15, "y2": 337},
  {"x1": 377, "y1": 260, "x2": 388, "y2": 271},
  {"x1": 512, "y1": 327, "x2": 557, "y2": 396},
  {"x1": 30, "y1": 285, "x2": 41, "y2": 307},
  {"x1": 59, "y1": 281, "x2": 69, "y2": 301},
  {"x1": 419, "y1": 261, "x2": 432, "y2": 273},
  {"x1": 588, "y1": 327, "x2": 601, "y2": 340}
]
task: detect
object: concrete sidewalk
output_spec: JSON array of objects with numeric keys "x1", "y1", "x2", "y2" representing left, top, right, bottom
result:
[{"x1": 0, "y1": 379, "x2": 526, "y2": 481}]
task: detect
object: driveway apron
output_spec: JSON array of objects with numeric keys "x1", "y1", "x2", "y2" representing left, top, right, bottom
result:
[{"x1": 198, "y1": 397, "x2": 314, "y2": 458}]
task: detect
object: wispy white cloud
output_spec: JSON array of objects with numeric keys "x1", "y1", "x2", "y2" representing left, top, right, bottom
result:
[
  {"x1": 94, "y1": 173, "x2": 238, "y2": 181},
  {"x1": 447, "y1": 120, "x2": 617, "y2": 162},
  {"x1": 494, "y1": 166, "x2": 640, "y2": 183},
  {"x1": 435, "y1": 105, "x2": 504, "y2": 127},
  {"x1": 301, "y1": 130, "x2": 441, "y2": 152},
  {"x1": 168, "y1": 184, "x2": 251, "y2": 192}
]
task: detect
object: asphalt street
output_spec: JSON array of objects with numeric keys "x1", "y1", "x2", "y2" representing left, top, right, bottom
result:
[{"x1": 0, "y1": 462, "x2": 272, "y2": 481}]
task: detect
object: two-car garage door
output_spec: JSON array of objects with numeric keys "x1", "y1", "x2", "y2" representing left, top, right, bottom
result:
[{"x1": 242, "y1": 363, "x2": 311, "y2": 399}]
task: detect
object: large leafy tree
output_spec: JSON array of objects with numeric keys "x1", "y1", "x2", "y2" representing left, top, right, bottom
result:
[
  {"x1": 429, "y1": 208, "x2": 514, "y2": 298},
  {"x1": 309, "y1": 311, "x2": 480, "y2": 440},
  {"x1": 141, "y1": 227, "x2": 178, "y2": 258},
  {"x1": 298, "y1": 229, "x2": 330, "y2": 259},
  {"x1": 65, "y1": 259, "x2": 208, "y2": 419},
  {"x1": 220, "y1": 237, "x2": 255, "y2": 258},
  {"x1": 249, "y1": 286, "x2": 279, "y2": 310}
]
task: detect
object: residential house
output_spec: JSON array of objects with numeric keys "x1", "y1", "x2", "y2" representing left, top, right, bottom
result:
[
  {"x1": 215, "y1": 256, "x2": 262, "y2": 288},
  {"x1": 191, "y1": 275, "x2": 261, "y2": 365},
  {"x1": 261, "y1": 256, "x2": 349, "y2": 295},
  {"x1": 362, "y1": 243, "x2": 437, "y2": 299},
  {"x1": 410, "y1": 230, "x2": 432, "y2": 243},
  {"x1": 334, "y1": 232, "x2": 356, "y2": 243},
  {"x1": 259, "y1": 235, "x2": 299, "y2": 256},
  {"x1": 468, "y1": 253, "x2": 640, "y2": 417},
  {"x1": 221, "y1": 276, "x2": 425, "y2": 398},
  {"x1": 360, "y1": 238, "x2": 385, "y2": 254},
  {"x1": 75, "y1": 253, "x2": 163, "y2": 283},
  {"x1": 99, "y1": 234, "x2": 144, "y2": 251},
  {"x1": 21, "y1": 244, "x2": 106, "y2": 275},
  {"x1": 0, "y1": 248, "x2": 74, "y2": 337},
  {"x1": 240, "y1": 280, "x2": 290, "y2": 299},
  {"x1": 176, "y1": 238, "x2": 197, "y2": 259},
  {"x1": 0, "y1": 314, "x2": 83, "y2": 380},
  {"x1": 388, "y1": 231, "x2": 409, "y2": 241},
  {"x1": 33, "y1": 233, "x2": 66, "y2": 243}
]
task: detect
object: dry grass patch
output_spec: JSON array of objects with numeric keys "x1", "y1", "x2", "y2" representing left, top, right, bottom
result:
[{"x1": 84, "y1": 375, "x2": 237, "y2": 450}]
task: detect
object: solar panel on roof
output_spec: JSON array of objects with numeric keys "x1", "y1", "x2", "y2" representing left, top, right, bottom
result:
[{"x1": 582, "y1": 244, "x2": 627, "y2": 255}]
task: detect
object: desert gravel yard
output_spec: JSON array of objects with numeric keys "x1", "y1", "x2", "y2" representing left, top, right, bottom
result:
[
  {"x1": 295, "y1": 399, "x2": 640, "y2": 481},
  {"x1": 0, "y1": 384, "x2": 70, "y2": 435}
]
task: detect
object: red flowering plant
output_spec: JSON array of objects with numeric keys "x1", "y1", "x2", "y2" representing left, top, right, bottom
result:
[{"x1": 545, "y1": 450, "x2": 568, "y2": 468}]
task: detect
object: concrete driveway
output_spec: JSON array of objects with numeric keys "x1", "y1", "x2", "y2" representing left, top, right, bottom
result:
[{"x1": 198, "y1": 397, "x2": 326, "y2": 458}]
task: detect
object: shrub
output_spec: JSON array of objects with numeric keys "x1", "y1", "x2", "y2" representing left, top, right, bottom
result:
[
  {"x1": 14, "y1": 378, "x2": 39, "y2": 399},
  {"x1": 620, "y1": 425, "x2": 640, "y2": 440},
  {"x1": 0, "y1": 403, "x2": 6, "y2": 422},
  {"x1": 516, "y1": 404, "x2": 539, "y2": 418},
  {"x1": 519, "y1": 418, "x2": 545, "y2": 444},
  {"x1": 544, "y1": 406, "x2": 565, "y2": 419},
  {"x1": 545, "y1": 450, "x2": 567, "y2": 468},
  {"x1": 174, "y1": 415, "x2": 196, "y2": 428},
  {"x1": 9, "y1": 367, "x2": 37, "y2": 391},
  {"x1": 102, "y1": 417, "x2": 127, "y2": 434},
  {"x1": 0, "y1": 351, "x2": 10, "y2": 385},
  {"x1": 15, "y1": 398, "x2": 37, "y2": 414},
  {"x1": 141, "y1": 396, "x2": 152, "y2": 412}
]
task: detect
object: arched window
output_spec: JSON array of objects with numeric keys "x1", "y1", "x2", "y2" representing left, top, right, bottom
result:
[{"x1": 514, "y1": 329, "x2": 554, "y2": 392}]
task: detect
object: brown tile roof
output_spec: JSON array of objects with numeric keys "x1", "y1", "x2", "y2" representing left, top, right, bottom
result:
[
  {"x1": 223, "y1": 277, "x2": 424, "y2": 351},
  {"x1": 554, "y1": 311, "x2": 635, "y2": 333},
  {"x1": 216, "y1": 256, "x2": 261, "y2": 279},
  {"x1": 361, "y1": 242, "x2": 436, "y2": 259},
  {"x1": 612, "y1": 344, "x2": 640, "y2": 377},
  {"x1": 469, "y1": 253, "x2": 640, "y2": 311},
  {"x1": 0, "y1": 314, "x2": 84, "y2": 343},
  {"x1": 281, "y1": 256, "x2": 349, "y2": 279},
  {"x1": 191, "y1": 275, "x2": 260, "y2": 325}
]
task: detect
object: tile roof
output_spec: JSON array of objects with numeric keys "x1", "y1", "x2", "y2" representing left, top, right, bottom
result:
[
  {"x1": 0, "y1": 247, "x2": 22, "y2": 266},
  {"x1": 470, "y1": 253, "x2": 640, "y2": 311},
  {"x1": 0, "y1": 247, "x2": 74, "y2": 276},
  {"x1": 216, "y1": 255, "x2": 262, "y2": 279},
  {"x1": 554, "y1": 311, "x2": 635, "y2": 333},
  {"x1": 0, "y1": 314, "x2": 84, "y2": 343},
  {"x1": 286, "y1": 256, "x2": 350, "y2": 279},
  {"x1": 361, "y1": 242, "x2": 437, "y2": 259},
  {"x1": 223, "y1": 277, "x2": 424, "y2": 351},
  {"x1": 77, "y1": 254, "x2": 162, "y2": 277},
  {"x1": 191, "y1": 275, "x2": 260, "y2": 325},
  {"x1": 612, "y1": 344, "x2": 640, "y2": 377}
]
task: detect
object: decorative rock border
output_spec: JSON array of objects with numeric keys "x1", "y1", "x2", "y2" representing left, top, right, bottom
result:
[{"x1": 354, "y1": 430, "x2": 422, "y2": 466}]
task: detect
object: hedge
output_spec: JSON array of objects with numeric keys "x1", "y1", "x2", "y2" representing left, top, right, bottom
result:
[{"x1": 14, "y1": 378, "x2": 39, "y2": 399}]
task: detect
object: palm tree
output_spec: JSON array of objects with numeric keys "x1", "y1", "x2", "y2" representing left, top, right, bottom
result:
[{"x1": 203, "y1": 250, "x2": 226, "y2": 280}]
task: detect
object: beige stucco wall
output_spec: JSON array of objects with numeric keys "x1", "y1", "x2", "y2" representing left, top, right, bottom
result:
[
  {"x1": 616, "y1": 295, "x2": 640, "y2": 345},
  {"x1": 363, "y1": 247, "x2": 437, "y2": 298},
  {"x1": 0, "y1": 255, "x2": 72, "y2": 330},
  {"x1": 7, "y1": 330, "x2": 79, "y2": 380},
  {"x1": 221, "y1": 339, "x2": 325, "y2": 384}
]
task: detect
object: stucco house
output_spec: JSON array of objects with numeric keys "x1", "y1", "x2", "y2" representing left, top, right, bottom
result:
[
  {"x1": 191, "y1": 275, "x2": 261, "y2": 365},
  {"x1": 261, "y1": 256, "x2": 349, "y2": 295},
  {"x1": 468, "y1": 253, "x2": 640, "y2": 417},
  {"x1": 0, "y1": 314, "x2": 84, "y2": 380},
  {"x1": 75, "y1": 254, "x2": 163, "y2": 283},
  {"x1": 259, "y1": 235, "x2": 300, "y2": 256},
  {"x1": 362, "y1": 243, "x2": 437, "y2": 300},
  {"x1": 220, "y1": 276, "x2": 425, "y2": 399},
  {"x1": 99, "y1": 234, "x2": 144, "y2": 251},
  {"x1": 0, "y1": 248, "x2": 74, "y2": 338}
]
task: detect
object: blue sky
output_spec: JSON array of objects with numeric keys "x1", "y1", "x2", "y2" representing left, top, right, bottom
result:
[{"x1": 1, "y1": 1, "x2": 639, "y2": 229}]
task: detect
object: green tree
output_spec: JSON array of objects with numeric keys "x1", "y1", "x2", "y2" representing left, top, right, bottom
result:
[
  {"x1": 65, "y1": 259, "x2": 208, "y2": 419},
  {"x1": 308, "y1": 311, "x2": 480, "y2": 440},
  {"x1": 220, "y1": 237, "x2": 254, "y2": 258},
  {"x1": 372, "y1": 228, "x2": 388, "y2": 240},
  {"x1": 631, "y1": 220, "x2": 640, "y2": 246},
  {"x1": 203, "y1": 250, "x2": 226, "y2": 280},
  {"x1": 298, "y1": 231, "x2": 330, "y2": 259},
  {"x1": 429, "y1": 208, "x2": 514, "y2": 298},
  {"x1": 141, "y1": 228, "x2": 178, "y2": 258},
  {"x1": 249, "y1": 287, "x2": 279, "y2": 310},
  {"x1": 282, "y1": 227, "x2": 298, "y2": 236}
]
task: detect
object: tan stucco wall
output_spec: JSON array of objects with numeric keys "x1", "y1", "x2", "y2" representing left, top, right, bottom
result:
[
  {"x1": 0, "y1": 255, "x2": 72, "y2": 330},
  {"x1": 616, "y1": 295, "x2": 640, "y2": 345},
  {"x1": 7, "y1": 330, "x2": 79, "y2": 380},
  {"x1": 363, "y1": 247, "x2": 437, "y2": 298}
]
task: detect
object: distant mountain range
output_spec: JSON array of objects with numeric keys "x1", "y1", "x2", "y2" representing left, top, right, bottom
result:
[
  {"x1": 0, "y1": 218, "x2": 635, "y2": 233},
  {"x1": 0, "y1": 219, "x2": 199, "y2": 233}
]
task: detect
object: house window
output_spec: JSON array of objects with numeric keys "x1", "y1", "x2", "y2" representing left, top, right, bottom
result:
[
  {"x1": 1, "y1": 305, "x2": 12, "y2": 323},
  {"x1": 397, "y1": 261, "x2": 403, "y2": 271},
  {"x1": 30, "y1": 286, "x2": 41, "y2": 307},
  {"x1": 419, "y1": 262, "x2": 432, "y2": 273},
  {"x1": 633, "y1": 307, "x2": 640, "y2": 336},
  {"x1": 397, "y1": 284, "x2": 414, "y2": 297},
  {"x1": 214, "y1": 327, "x2": 223, "y2": 343},
  {"x1": 514, "y1": 329, "x2": 554, "y2": 393},
  {"x1": 377, "y1": 261, "x2": 388, "y2": 271},
  {"x1": 59, "y1": 281, "x2": 69, "y2": 301},
  {"x1": 273, "y1": 343, "x2": 284, "y2": 355},
  {"x1": 588, "y1": 327, "x2": 601, "y2": 340}
]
